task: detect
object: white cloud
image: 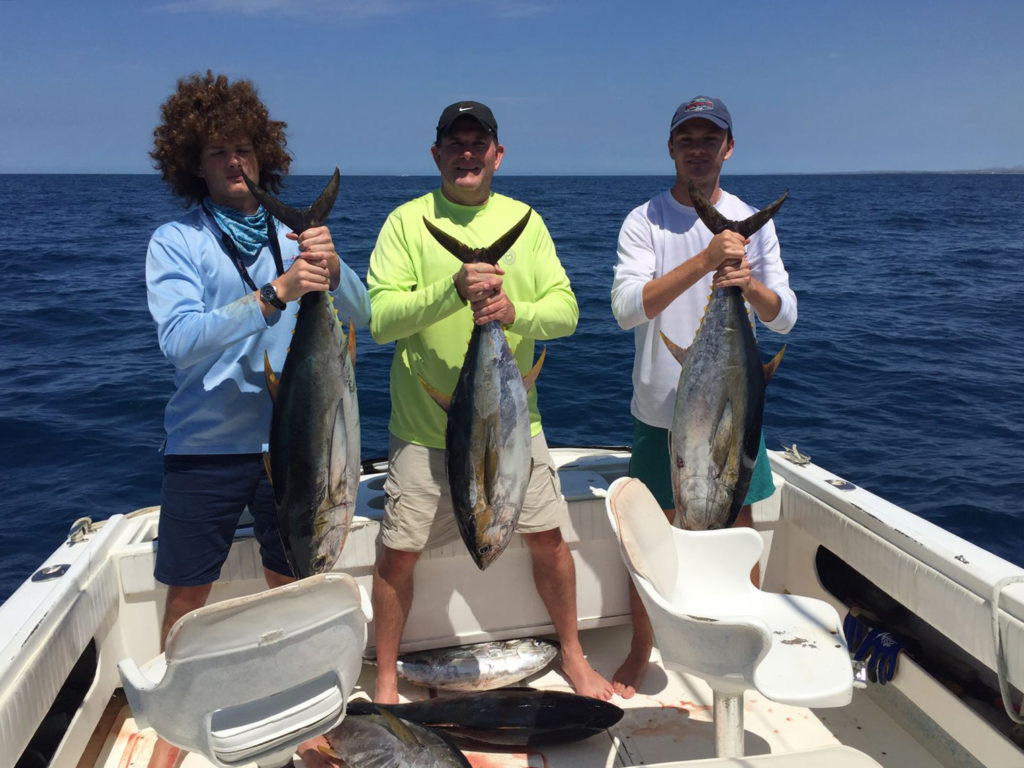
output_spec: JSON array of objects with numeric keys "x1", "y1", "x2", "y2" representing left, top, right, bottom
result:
[{"x1": 152, "y1": 0, "x2": 410, "y2": 21}]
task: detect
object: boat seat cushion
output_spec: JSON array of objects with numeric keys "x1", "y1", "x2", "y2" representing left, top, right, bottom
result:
[{"x1": 608, "y1": 476, "x2": 679, "y2": 597}]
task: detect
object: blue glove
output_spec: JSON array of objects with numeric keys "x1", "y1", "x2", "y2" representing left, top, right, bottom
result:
[
  {"x1": 853, "y1": 628, "x2": 904, "y2": 685},
  {"x1": 843, "y1": 611, "x2": 870, "y2": 655}
]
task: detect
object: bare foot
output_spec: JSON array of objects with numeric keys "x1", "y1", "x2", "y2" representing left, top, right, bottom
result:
[
  {"x1": 296, "y1": 735, "x2": 337, "y2": 768},
  {"x1": 148, "y1": 736, "x2": 181, "y2": 768},
  {"x1": 561, "y1": 652, "x2": 613, "y2": 700},
  {"x1": 611, "y1": 642, "x2": 652, "y2": 699}
]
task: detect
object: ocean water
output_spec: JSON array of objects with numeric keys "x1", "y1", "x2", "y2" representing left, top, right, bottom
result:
[{"x1": 1, "y1": 173, "x2": 1022, "y2": 602}]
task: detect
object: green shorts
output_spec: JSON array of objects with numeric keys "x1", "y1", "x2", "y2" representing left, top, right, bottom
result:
[{"x1": 629, "y1": 417, "x2": 775, "y2": 513}]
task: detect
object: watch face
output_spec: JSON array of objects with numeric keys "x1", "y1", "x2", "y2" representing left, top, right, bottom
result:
[{"x1": 260, "y1": 284, "x2": 283, "y2": 307}]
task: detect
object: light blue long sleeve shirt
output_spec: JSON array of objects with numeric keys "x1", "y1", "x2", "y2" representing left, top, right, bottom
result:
[{"x1": 146, "y1": 206, "x2": 370, "y2": 454}]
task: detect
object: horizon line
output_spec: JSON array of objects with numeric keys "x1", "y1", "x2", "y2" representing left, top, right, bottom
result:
[{"x1": 2, "y1": 168, "x2": 1023, "y2": 177}]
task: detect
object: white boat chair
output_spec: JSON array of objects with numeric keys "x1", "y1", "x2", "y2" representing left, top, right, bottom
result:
[
  {"x1": 605, "y1": 477, "x2": 853, "y2": 758},
  {"x1": 118, "y1": 573, "x2": 370, "y2": 768}
]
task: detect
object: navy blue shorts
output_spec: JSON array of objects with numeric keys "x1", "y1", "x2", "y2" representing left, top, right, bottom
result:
[{"x1": 155, "y1": 454, "x2": 292, "y2": 587}]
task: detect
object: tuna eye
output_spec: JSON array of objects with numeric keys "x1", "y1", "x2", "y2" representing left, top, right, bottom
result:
[
  {"x1": 311, "y1": 555, "x2": 328, "y2": 573},
  {"x1": 478, "y1": 544, "x2": 492, "y2": 556}
]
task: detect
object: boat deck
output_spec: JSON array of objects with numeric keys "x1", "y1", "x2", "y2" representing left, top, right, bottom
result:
[{"x1": 88, "y1": 625, "x2": 941, "y2": 768}]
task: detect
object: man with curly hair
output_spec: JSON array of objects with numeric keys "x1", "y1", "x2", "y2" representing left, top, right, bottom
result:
[{"x1": 145, "y1": 71, "x2": 369, "y2": 767}]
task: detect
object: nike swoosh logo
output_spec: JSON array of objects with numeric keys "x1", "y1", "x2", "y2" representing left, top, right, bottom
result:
[{"x1": 458, "y1": 106, "x2": 472, "y2": 111}]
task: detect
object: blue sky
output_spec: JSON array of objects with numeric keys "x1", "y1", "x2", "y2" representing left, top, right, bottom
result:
[{"x1": 2, "y1": 0, "x2": 1022, "y2": 175}]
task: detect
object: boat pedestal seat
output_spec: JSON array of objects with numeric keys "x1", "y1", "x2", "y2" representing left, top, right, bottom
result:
[
  {"x1": 605, "y1": 478, "x2": 854, "y2": 759},
  {"x1": 117, "y1": 573, "x2": 370, "y2": 768}
]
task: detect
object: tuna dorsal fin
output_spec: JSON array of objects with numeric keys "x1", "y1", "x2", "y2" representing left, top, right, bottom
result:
[
  {"x1": 763, "y1": 345, "x2": 786, "y2": 383},
  {"x1": 687, "y1": 180, "x2": 788, "y2": 238},
  {"x1": 523, "y1": 346, "x2": 546, "y2": 391},
  {"x1": 418, "y1": 375, "x2": 452, "y2": 412},
  {"x1": 422, "y1": 209, "x2": 532, "y2": 265},
  {"x1": 242, "y1": 168, "x2": 340, "y2": 233},
  {"x1": 264, "y1": 352, "x2": 279, "y2": 402},
  {"x1": 659, "y1": 332, "x2": 689, "y2": 366}
]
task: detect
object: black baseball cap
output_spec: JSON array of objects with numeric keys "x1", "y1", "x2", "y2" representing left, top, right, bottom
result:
[
  {"x1": 435, "y1": 101, "x2": 498, "y2": 143},
  {"x1": 670, "y1": 95, "x2": 732, "y2": 134}
]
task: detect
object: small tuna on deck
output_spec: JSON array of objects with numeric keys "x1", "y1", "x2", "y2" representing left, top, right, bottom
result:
[
  {"x1": 322, "y1": 707, "x2": 471, "y2": 767},
  {"x1": 348, "y1": 688, "x2": 624, "y2": 747},
  {"x1": 395, "y1": 638, "x2": 559, "y2": 691},
  {"x1": 420, "y1": 212, "x2": 544, "y2": 570},
  {"x1": 664, "y1": 181, "x2": 787, "y2": 530},
  {"x1": 244, "y1": 169, "x2": 361, "y2": 577}
]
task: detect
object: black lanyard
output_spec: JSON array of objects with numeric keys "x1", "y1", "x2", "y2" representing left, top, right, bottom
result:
[{"x1": 205, "y1": 205, "x2": 285, "y2": 292}]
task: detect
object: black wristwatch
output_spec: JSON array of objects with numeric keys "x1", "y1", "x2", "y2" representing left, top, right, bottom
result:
[{"x1": 259, "y1": 282, "x2": 286, "y2": 310}]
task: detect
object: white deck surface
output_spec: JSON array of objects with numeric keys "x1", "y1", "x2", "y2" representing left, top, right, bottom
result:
[{"x1": 89, "y1": 625, "x2": 940, "y2": 768}]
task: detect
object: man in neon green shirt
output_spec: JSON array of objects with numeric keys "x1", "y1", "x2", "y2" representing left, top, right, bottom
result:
[{"x1": 367, "y1": 101, "x2": 613, "y2": 703}]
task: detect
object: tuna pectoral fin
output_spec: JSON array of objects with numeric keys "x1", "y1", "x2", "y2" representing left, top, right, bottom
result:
[
  {"x1": 327, "y1": 400, "x2": 349, "y2": 506},
  {"x1": 763, "y1": 346, "x2": 786, "y2": 383},
  {"x1": 710, "y1": 402, "x2": 736, "y2": 473},
  {"x1": 376, "y1": 707, "x2": 421, "y2": 745},
  {"x1": 419, "y1": 375, "x2": 452, "y2": 412},
  {"x1": 316, "y1": 744, "x2": 344, "y2": 763},
  {"x1": 263, "y1": 352, "x2": 280, "y2": 402},
  {"x1": 660, "y1": 332, "x2": 689, "y2": 366},
  {"x1": 523, "y1": 346, "x2": 547, "y2": 391}
]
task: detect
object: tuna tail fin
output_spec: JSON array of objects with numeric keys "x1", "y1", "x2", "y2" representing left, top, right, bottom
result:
[
  {"x1": 264, "y1": 352, "x2": 280, "y2": 402},
  {"x1": 687, "y1": 180, "x2": 788, "y2": 238},
  {"x1": 660, "y1": 332, "x2": 689, "y2": 366},
  {"x1": 422, "y1": 209, "x2": 532, "y2": 265},
  {"x1": 484, "y1": 209, "x2": 532, "y2": 263},
  {"x1": 523, "y1": 346, "x2": 546, "y2": 391},
  {"x1": 418, "y1": 375, "x2": 452, "y2": 412},
  {"x1": 763, "y1": 345, "x2": 786, "y2": 383},
  {"x1": 242, "y1": 168, "x2": 341, "y2": 233}
]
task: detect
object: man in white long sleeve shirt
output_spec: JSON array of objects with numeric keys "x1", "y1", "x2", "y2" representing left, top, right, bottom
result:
[{"x1": 609, "y1": 95, "x2": 797, "y2": 698}]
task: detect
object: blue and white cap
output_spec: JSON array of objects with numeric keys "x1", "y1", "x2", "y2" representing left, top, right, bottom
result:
[{"x1": 670, "y1": 95, "x2": 732, "y2": 133}]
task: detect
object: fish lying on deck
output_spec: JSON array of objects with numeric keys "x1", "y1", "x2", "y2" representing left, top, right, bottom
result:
[
  {"x1": 420, "y1": 212, "x2": 544, "y2": 570},
  {"x1": 348, "y1": 688, "x2": 624, "y2": 747},
  {"x1": 663, "y1": 181, "x2": 787, "y2": 530},
  {"x1": 243, "y1": 169, "x2": 360, "y2": 577},
  {"x1": 321, "y1": 707, "x2": 471, "y2": 767},
  {"x1": 395, "y1": 638, "x2": 559, "y2": 691}
]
